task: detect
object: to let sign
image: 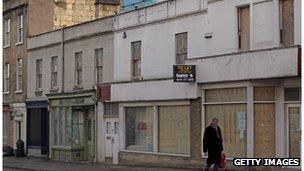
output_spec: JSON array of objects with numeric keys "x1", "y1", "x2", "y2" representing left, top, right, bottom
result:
[{"x1": 173, "y1": 65, "x2": 196, "y2": 82}]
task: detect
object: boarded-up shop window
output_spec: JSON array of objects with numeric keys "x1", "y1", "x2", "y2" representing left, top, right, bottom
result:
[
  {"x1": 238, "y1": 6, "x2": 250, "y2": 51},
  {"x1": 280, "y1": 0, "x2": 294, "y2": 46},
  {"x1": 131, "y1": 41, "x2": 141, "y2": 78},
  {"x1": 254, "y1": 87, "x2": 275, "y2": 101},
  {"x1": 288, "y1": 107, "x2": 300, "y2": 158},
  {"x1": 205, "y1": 88, "x2": 247, "y2": 103},
  {"x1": 158, "y1": 106, "x2": 190, "y2": 155},
  {"x1": 175, "y1": 32, "x2": 187, "y2": 64},
  {"x1": 254, "y1": 87, "x2": 275, "y2": 158},
  {"x1": 285, "y1": 88, "x2": 300, "y2": 101},
  {"x1": 205, "y1": 88, "x2": 247, "y2": 158},
  {"x1": 126, "y1": 107, "x2": 153, "y2": 152}
]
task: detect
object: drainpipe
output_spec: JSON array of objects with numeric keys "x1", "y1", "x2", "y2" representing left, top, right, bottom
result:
[{"x1": 61, "y1": 26, "x2": 65, "y2": 93}]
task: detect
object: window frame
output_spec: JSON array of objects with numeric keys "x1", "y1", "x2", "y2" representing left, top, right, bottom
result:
[
  {"x1": 3, "y1": 63, "x2": 10, "y2": 93},
  {"x1": 175, "y1": 32, "x2": 188, "y2": 65},
  {"x1": 123, "y1": 103, "x2": 191, "y2": 156},
  {"x1": 4, "y1": 19, "x2": 11, "y2": 47},
  {"x1": 74, "y1": 52, "x2": 82, "y2": 86},
  {"x1": 51, "y1": 56, "x2": 58, "y2": 88},
  {"x1": 36, "y1": 59, "x2": 42, "y2": 89},
  {"x1": 131, "y1": 41, "x2": 141, "y2": 79},
  {"x1": 17, "y1": 14, "x2": 24, "y2": 44},
  {"x1": 16, "y1": 58, "x2": 23, "y2": 92},
  {"x1": 95, "y1": 48, "x2": 103, "y2": 84}
]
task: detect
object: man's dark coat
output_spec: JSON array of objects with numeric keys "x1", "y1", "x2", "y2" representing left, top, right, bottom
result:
[{"x1": 203, "y1": 124, "x2": 223, "y2": 165}]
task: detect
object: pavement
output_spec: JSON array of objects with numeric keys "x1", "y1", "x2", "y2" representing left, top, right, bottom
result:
[{"x1": 3, "y1": 156, "x2": 301, "y2": 171}]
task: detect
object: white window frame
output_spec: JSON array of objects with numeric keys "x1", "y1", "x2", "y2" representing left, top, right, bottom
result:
[
  {"x1": 36, "y1": 59, "x2": 42, "y2": 89},
  {"x1": 51, "y1": 56, "x2": 58, "y2": 88},
  {"x1": 95, "y1": 48, "x2": 103, "y2": 84},
  {"x1": 17, "y1": 14, "x2": 24, "y2": 44},
  {"x1": 4, "y1": 19, "x2": 11, "y2": 48},
  {"x1": 75, "y1": 52, "x2": 82, "y2": 86},
  {"x1": 3, "y1": 63, "x2": 10, "y2": 93},
  {"x1": 16, "y1": 58, "x2": 23, "y2": 92}
]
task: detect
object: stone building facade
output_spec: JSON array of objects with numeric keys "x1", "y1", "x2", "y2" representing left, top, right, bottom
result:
[
  {"x1": 3, "y1": 0, "x2": 29, "y2": 150},
  {"x1": 27, "y1": 16, "x2": 115, "y2": 161},
  {"x1": 3, "y1": 0, "x2": 120, "y2": 157},
  {"x1": 53, "y1": 0, "x2": 120, "y2": 30}
]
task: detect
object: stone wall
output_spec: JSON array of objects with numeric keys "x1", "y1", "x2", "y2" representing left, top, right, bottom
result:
[{"x1": 53, "y1": 0, "x2": 119, "y2": 29}]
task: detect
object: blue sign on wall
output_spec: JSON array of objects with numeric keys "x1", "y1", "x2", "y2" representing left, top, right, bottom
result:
[{"x1": 122, "y1": 0, "x2": 156, "y2": 11}]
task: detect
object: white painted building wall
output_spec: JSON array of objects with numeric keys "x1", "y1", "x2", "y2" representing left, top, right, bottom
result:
[
  {"x1": 114, "y1": 0, "x2": 301, "y2": 82},
  {"x1": 112, "y1": 0, "x2": 301, "y2": 101}
]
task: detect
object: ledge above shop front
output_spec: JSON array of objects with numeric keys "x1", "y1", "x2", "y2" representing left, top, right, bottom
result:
[{"x1": 187, "y1": 46, "x2": 300, "y2": 84}]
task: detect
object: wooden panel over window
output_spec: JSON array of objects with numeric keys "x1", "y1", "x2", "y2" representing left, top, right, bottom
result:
[
  {"x1": 158, "y1": 106, "x2": 190, "y2": 155},
  {"x1": 205, "y1": 88, "x2": 247, "y2": 103},
  {"x1": 238, "y1": 6, "x2": 250, "y2": 51},
  {"x1": 254, "y1": 103, "x2": 275, "y2": 157},
  {"x1": 254, "y1": 87, "x2": 275, "y2": 101},
  {"x1": 280, "y1": 0, "x2": 294, "y2": 46}
]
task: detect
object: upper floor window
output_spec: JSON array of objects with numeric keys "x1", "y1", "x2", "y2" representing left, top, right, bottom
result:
[
  {"x1": 75, "y1": 52, "x2": 82, "y2": 86},
  {"x1": 131, "y1": 41, "x2": 141, "y2": 78},
  {"x1": 279, "y1": 0, "x2": 294, "y2": 46},
  {"x1": 95, "y1": 48, "x2": 103, "y2": 84},
  {"x1": 3, "y1": 63, "x2": 10, "y2": 92},
  {"x1": 36, "y1": 59, "x2": 42, "y2": 89},
  {"x1": 4, "y1": 19, "x2": 11, "y2": 47},
  {"x1": 17, "y1": 14, "x2": 24, "y2": 44},
  {"x1": 16, "y1": 59, "x2": 23, "y2": 91},
  {"x1": 238, "y1": 6, "x2": 250, "y2": 51},
  {"x1": 175, "y1": 32, "x2": 187, "y2": 64},
  {"x1": 51, "y1": 56, "x2": 58, "y2": 88}
]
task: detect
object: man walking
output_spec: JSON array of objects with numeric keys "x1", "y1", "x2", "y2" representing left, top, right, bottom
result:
[{"x1": 203, "y1": 117, "x2": 224, "y2": 171}]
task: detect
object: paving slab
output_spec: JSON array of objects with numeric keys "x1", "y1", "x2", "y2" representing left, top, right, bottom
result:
[{"x1": 3, "y1": 156, "x2": 301, "y2": 171}]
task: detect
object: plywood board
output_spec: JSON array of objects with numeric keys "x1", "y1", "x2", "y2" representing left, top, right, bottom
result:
[
  {"x1": 289, "y1": 107, "x2": 300, "y2": 158},
  {"x1": 254, "y1": 103, "x2": 275, "y2": 157}
]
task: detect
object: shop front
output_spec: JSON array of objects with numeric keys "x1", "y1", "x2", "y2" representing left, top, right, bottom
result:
[
  {"x1": 47, "y1": 90, "x2": 96, "y2": 161},
  {"x1": 117, "y1": 100, "x2": 202, "y2": 168},
  {"x1": 200, "y1": 78, "x2": 301, "y2": 160}
]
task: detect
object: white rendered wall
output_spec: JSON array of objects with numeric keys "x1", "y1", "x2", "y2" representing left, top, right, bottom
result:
[{"x1": 114, "y1": 0, "x2": 294, "y2": 82}]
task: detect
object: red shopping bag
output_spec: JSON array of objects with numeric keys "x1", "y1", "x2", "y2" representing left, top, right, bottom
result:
[{"x1": 220, "y1": 153, "x2": 226, "y2": 168}]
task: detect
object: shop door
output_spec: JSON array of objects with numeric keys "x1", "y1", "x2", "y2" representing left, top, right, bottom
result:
[
  {"x1": 254, "y1": 103, "x2": 275, "y2": 157},
  {"x1": 105, "y1": 119, "x2": 119, "y2": 164},
  {"x1": 288, "y1": 104, "x2": 301, "y2": 158}
]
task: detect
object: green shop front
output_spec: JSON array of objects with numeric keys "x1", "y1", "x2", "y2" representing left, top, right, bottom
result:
[{"x1": 47, "y1": 90, "x2": 96, "y2": 161}]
